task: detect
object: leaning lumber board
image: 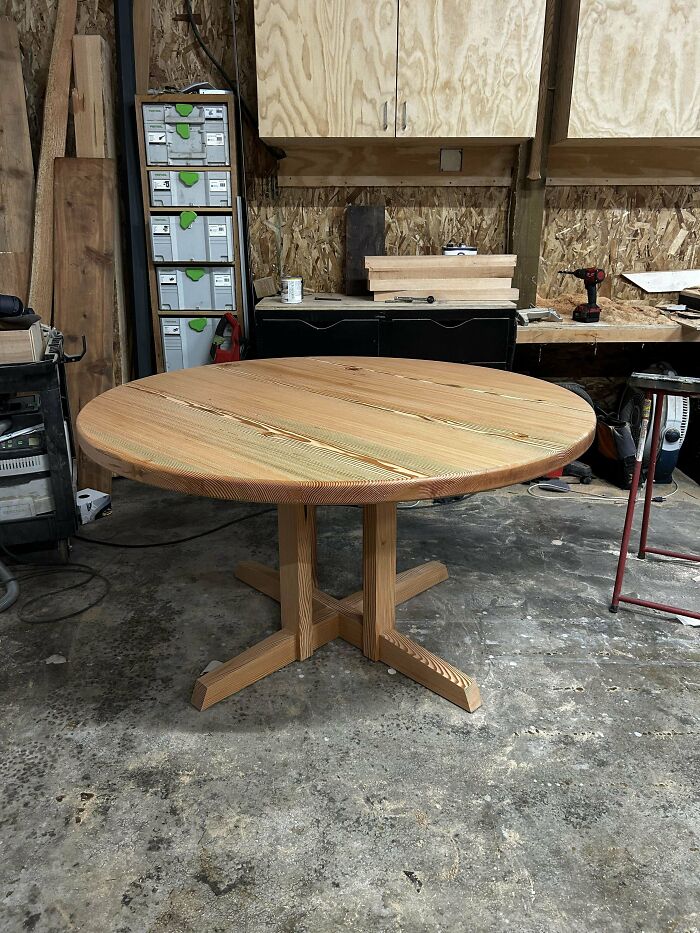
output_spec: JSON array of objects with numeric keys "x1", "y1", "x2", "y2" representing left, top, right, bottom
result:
[
  {"x1": 365, "y1": 255, "x2": 516, "y2": 272},
  {"x1": 72, "y1": 34, "x2": 129, "y2": 383},
  {"x1": 369, "y1": 277, "x2": 514, "y2": 293},
  {"x1": 133, "y1": 0, "x2": 152, "y2": 94},
  {"x1": 54, "y1": 158, "x2": 114, "y2": 493},
  {"x1": 373, "y1": 288, "x2": 519, "y2": 302},
  {"x1": 0, "y1": 18, "x2": 35, "y2": 303},
  {"x1": 27, "y1": 0, "x2": 77, "y2": 319}
]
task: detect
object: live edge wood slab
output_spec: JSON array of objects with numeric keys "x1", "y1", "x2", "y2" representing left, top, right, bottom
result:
[{"x1": 77, "y1": 357, "x2": 595, "y2": 713}]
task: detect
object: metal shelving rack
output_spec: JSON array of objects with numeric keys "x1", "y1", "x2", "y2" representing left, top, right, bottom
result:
[{"x1": 135, "y1": 93, "x2": 245, "y2": 372}]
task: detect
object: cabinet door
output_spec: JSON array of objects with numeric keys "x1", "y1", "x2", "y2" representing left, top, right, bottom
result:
[
  {"x1": 396, "y1": 0, "x2": 547, "y2": 138},
  {"x1": 554, "y1": 0, "x2": 700, "y2": 140},
  {"x1": 255, "y1": 0, "x2": 398, "y2": 139}
]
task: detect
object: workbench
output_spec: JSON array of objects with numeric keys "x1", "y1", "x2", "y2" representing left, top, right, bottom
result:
[{"x1": 515, "y1": 320, "x2": 700, "y2": 345}]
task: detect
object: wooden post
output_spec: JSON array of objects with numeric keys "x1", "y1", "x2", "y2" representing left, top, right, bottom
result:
[
  {"x1": 362, "y1": 503, "x2": 397, "y2": 661},
  {"x1": 278, "y1": 505, "x2": 316, "y2": 660}
]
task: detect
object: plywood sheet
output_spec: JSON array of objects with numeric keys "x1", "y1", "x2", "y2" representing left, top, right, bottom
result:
[
  {"x1": 558, "y1": 0, "x2": 700, "y2": 140},
  {"x1": 397, "y1": 0, "x2": 547, "y2": 139},
  {"x1": 254, "y1": 0, "x2": 398, "y2": 139}
]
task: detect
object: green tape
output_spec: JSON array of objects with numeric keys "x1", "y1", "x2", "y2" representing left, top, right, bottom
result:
[
  {"x1": 175, "y1": 103, "x2": 195, "y2": 117},
  {"x1": 185, "y1": 268, "x2": 206, "y2": 282},
  {"x1": 187, "y1": 318, "x2": 208, "y2": 332},
  {"x1": 179, "y1": 171, "x2": 200, "y2": 187},
  {"x1": 176, "y1": 122, "x2": 190, "y2": 140},
  {"x1": 179, "y1": 210, "x2": 197, "y2": 230}
]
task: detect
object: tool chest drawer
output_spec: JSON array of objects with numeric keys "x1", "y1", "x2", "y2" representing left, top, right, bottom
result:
[
  {"x1": 157, "y1": 267, "x2": 235, "y2": 312},
  {"x1": 148, "y1": 170, "x2": 231, "y2": 208},
  {"x1": 255, "y1": 312, "x2": 379, "y2": 358},
  {"x1": 150, "y1": 213, "x2": 234, "y2": 263},
  {"x1": 254, "y1": 307, "x2": 516, "y2": 368},
  {"x1": 142, "y1": 102, "x2": 229, "y2": 165},
  {"x1": 382, "y1": 312, "x2": 516, "y2": 368}
]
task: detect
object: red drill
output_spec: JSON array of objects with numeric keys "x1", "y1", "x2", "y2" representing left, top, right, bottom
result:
[{"x1": 559, "y1": 267, "x2": 606, "y2": 323}]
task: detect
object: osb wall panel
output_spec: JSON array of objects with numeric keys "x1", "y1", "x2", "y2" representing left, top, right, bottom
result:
[
  {"x1": 248, "y1": 186, "x2": 510, "y2": 292},
  {"x1": 540, "y1": 186, "x2": 700, "y2": 301}
]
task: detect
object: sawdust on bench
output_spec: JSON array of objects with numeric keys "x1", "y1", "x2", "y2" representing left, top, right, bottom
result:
[{"x1": 537, "y1": 293, "x2": 668, "y2": 325}]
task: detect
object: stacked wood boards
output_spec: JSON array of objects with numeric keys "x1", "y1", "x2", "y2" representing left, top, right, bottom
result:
[{"x1": 364, "y1": 255, "x2": 518, "y2": 302}]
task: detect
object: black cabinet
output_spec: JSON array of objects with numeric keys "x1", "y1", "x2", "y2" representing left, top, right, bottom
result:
[{"x1": 255, "y1": 306, "x2": 516, "y2": 369}]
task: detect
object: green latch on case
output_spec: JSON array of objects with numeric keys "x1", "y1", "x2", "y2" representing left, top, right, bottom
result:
[
  {"x1": 176, "y1": 123, "x2": 190, "y2": 140},
  {"x1": 175, "y1": 103, "x2": 194, "y2": 117},
  {"x1": 187, "y1": 317, "x2": 208, "y2": 332},
  {"x1": 180, "y1": 210, "x2": 197, "y2": 230},
  {"x1": 185, "y1": 268, "x2": 206, "y2": 282},
  {"x1": 179, "y1": 171, "x2": 200, "y2": 187}
]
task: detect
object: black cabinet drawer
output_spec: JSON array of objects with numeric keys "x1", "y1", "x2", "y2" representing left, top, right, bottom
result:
[
  {"x1": 256, "y1": 314, "x2": 378, "y2": 358},
  {"x1": 381, "y1": 314, "x2": 516, "y2": 368}
]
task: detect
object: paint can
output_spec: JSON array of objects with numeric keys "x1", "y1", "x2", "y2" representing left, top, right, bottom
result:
[
  {"x1": 442, "y1": 243, "x2": 477, "y2": 256},
  {"x1": 280, "y1": 276, "x2": 303, "y2": 304}
]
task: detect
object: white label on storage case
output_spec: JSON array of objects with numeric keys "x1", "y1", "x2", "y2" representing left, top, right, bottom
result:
[
  {"x1": 148, "y1": 131, "x2": 166, "y2": 143},
  {"x1": 204, "y1": 107, "x2": 224, "y2": 119},
  {"x1": 209, "y1": 179, "x2": 228, "y2": 191},
  {"x1": 208, "y1": 224, "x2": 227, "y2": 237},
  {"x1": 153, "y1": 223, "x2": 170, "y2": 235},
  {"x1": 214, "y1": 274, "x2": 232, "y2": 287},
  {"x1": 159, "y1": 273, "x2": 177, "y2": 285},
  {"x1": 153, "y1": 179, "x2": 171, "y2": 190},
  {"x1": 206, "y1": 133, "x2": 225, "y2": 146}
]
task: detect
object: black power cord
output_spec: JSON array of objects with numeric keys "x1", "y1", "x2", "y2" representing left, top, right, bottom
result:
[
  {"x1": 74, "y1": 507, "x2": 274, "y2": 548},
  {"x1": 1, "y1": 508, "x2": 274, "y2": 623}
]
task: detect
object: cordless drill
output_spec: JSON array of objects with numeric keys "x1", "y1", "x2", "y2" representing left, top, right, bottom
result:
[{"x1": 558, "y1": 268, "x2": 606, "y2": 323}]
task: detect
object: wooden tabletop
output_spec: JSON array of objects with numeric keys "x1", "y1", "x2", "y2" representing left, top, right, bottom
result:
[
  {"x1": 257, "y1": 294, "x2": 517, "y2": 311},
  {"x1": 77, "y1": 357, "x2": 596, "y2": 505}
]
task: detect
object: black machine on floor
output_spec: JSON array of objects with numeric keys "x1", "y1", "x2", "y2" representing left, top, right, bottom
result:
[
  {"x1": 0, "y1": 298, "x2": 85, "y2": 553},
  {"x1": 558, "y1": 267, "x2": 606, "y2": 323},
  {"x1": 618, "y1": 363, "x2": 690, "y2": 484}
]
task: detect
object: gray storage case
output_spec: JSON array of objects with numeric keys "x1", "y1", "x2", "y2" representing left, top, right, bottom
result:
[
  {"x1": 149, "y1": 170, "x2": 231, "y2": 208},
  {"x1": 157, "y1": 267, "x2": 235, "y2": 312},
  {"x1": 150, "y1": 214, "x2": 234, "y2": 263},
  {"x1": 143, "y1": 102, "x2": 229, "y2": 165}
]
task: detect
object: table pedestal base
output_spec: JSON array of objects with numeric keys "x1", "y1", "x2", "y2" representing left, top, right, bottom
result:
[{"x1": 191, "y1": 504, "x2": 481, "y2": 713}]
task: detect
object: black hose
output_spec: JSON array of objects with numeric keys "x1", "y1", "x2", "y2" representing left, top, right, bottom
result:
[{"x1": 0, "y1": 557, "x2": 19, "y2": 612}]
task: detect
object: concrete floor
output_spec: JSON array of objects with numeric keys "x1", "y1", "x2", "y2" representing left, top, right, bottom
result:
[{"x1": 1, "y1": 478, "x2": 699, "y2": 933}]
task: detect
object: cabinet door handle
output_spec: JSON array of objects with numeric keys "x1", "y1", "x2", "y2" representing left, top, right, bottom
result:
[
  {"x1": 382, "y1": 100, "x2": 389, "y2": 131},
  {"x1": 401, "y1": 101, "x2": 408, "y2": 131}
]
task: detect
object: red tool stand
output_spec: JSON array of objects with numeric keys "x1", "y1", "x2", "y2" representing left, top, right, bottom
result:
[{"x1": 611, "y1": 372, "x2": 700, "y2": 620}]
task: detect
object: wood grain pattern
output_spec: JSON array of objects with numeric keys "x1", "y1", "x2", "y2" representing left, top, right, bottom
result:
[
  {"x1": 191, "y1": 630, "x2": 297, "y2": 710},
  {"x1": 27, "y1": 0, "x2": 77, "y2": 319},
  {"x1": 0, "y1": 17, "x2": 35, "y2": 305},
  {"x1": 362, "y1": 503, "x2": 396, "y2": 660},
  {"x1": 396, "y1": 0, "x2": 547, "y2": 139},
  {"x1": 133, "y1": 0, "x2": 152, "y2": 93},
  {"x1": 555, "y1": 0, "x2": 700, "y2": 141},
  {"x1": 254, "y1": 0, "x2": 398, "y2": 139},
  {"x1": 371, "y1": 287, "x2": 519, "y2": 302},
  {"x1": 365, "y1": 255, "x2": 516, "y2": 277},
  {"x1": 516, "y1": 321, "x2": 700, "y2": 345},
  {"x1": 54, "y1": 158, "x2": 114, "y2": 493},
  {"x1": 379, "y1": 630, "x2": 481, "y2": 712},
  {"x1": 72, "y1": 34, "x2": 129, "y2": 384},
  {"x1": 77, "y1": 357, "x2": 596, "y2": 505}
]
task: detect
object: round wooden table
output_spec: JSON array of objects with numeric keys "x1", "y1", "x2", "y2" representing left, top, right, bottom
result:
[{"x1": 77, "y1": 357, "x2": 596, "y2": 713}]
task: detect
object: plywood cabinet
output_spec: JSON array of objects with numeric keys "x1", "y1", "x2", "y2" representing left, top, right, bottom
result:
[
  {"x1": 396, "y1": 0, "x2": 547, "y2": 139},
  {"x1": 254, "y1": 0, "x2": 547, "y2": 141},
  {"x1": 254, "y1": 0, "x2": 399, "y2": 139},
  {"x1": 554, "y1": 0, "x2": 700, "y2": 142}
]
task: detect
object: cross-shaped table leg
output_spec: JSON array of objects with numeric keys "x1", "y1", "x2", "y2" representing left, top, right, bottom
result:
[{"x1": 191, "y1": 504, "x2": 481, "y2": 713}]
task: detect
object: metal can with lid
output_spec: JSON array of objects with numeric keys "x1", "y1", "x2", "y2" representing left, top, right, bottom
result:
[
  {"x1": 280, "y1": 276, "x2": 303, "y2": 304},
  {"x1": 442, "y1": 243, "x2": 477, "y2": 256}
]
